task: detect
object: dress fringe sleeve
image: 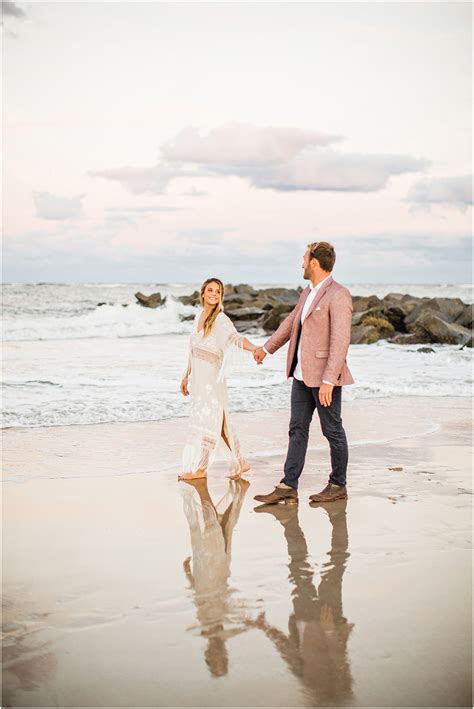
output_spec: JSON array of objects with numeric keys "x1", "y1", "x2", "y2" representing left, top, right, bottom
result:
[{"x1": 214, "y1": 312, "x2": 248, "y2": 382}]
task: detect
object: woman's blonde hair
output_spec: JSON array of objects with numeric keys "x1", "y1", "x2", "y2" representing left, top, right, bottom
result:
[{"x1": 200, "y1": 277, "x2": 224, "y2": 337}]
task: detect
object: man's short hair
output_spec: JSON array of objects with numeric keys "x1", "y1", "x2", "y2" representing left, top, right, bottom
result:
[{"x1": 307, "y1": 241, "x2": 336, "y2": 272}]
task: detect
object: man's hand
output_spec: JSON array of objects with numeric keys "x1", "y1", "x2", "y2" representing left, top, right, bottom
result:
[
  {"x1": 253, "y1": 347, "x2": 267, "y2": 365},
  {"x1": 180, "y1": 376, "x2": 189, "y2": 396},
  {"x1": 319, "y1": 382, "x2": 334, "y2": 407}
]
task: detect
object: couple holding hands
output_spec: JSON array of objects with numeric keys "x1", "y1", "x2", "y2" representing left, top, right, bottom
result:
[{"x1": 179, "y1": 241, "x2": 354, "y2": 505}]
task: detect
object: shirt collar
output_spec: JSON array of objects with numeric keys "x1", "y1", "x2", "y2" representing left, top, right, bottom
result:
[{"x1": 310, "y1": 274, "x2": 331, "y2": 292}]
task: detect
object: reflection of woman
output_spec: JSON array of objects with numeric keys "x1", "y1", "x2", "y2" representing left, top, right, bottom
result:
[
  {"x1": 182, "y1": 478, "x2": 252, "y2": 677},
  {"x1": 179, "y1": 278, "x2": 258, "y2": 481},
  {"x1": 251, "y1": 500, "x2": 354, "y2": 706}
]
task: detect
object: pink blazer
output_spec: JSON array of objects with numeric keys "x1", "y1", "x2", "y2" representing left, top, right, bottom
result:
[{"x1": 264, "y1": 276, "x2": 354, "y2": 388}]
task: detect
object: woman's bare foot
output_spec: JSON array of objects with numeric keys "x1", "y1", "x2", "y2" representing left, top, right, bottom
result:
[
  {"x1": 178, "y1": 469, "x2": 207, "y2": 481},
  {"x1": 228, "y1": 460, "x2": 251, "y2": 480}
]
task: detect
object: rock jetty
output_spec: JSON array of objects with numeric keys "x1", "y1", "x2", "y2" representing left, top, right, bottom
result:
[{"x1": 135, "y1": 285, "x2": 473, "y2": 346}]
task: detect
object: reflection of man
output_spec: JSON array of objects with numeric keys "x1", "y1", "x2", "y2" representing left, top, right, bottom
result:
[
  {"x1": 181, "y1": 478, "x2": 251, "y2": 677},
  {"x1": 249, "y1": 500, "x2": 354, "y2": 706},
  {"x1": 253, "y1": 242, "x2": 353, "y2": 505}
]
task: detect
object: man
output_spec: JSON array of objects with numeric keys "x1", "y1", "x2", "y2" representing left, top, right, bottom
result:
[{"x1": 253, "y1": 241, "x2": 353, "y2": 505}]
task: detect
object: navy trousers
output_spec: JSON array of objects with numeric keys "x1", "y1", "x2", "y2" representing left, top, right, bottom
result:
[{"x1": 281, "y1": 378, "x2": 348, "y2": 490}]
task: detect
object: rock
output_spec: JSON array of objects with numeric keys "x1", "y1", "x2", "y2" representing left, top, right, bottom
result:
[
  {"x1": 177, "y1": 290, "x2": 200, "y2": 306},
  {"x1": 223, "y1": 293, "x2": 253, "y2": 305},
  {"x1": 179, "y1": 314, "x2": 195, "y2": 322},
  {"x1": 417, "y1": 347, "x2": 436, "y2": 353},
  {"x1": 389, "y1": 333, "x2": 428, "y2": 345},
  {"x1": 251, "y1": 290, "x2": 300, "y2": 315},
  {"x1": 431, "y1": 297, "x2": 466, "y2": 322},
  {"x1": 234, "y1": 284, "x2": 258, "y2": 297},
  {"x1": 455, "y1": 304, "x2": 474, "y2": 330},
  {"x1": 405, "y1": 297, "x2": 466, "y2": 327},
  {"x1": 225, "y1": 306, "x2": 266, "y2": 321},
  {"x1": 261, "y1": 304, "x2": 294, "y2": 332},
  {"x1": 384, "y1": 293, "x2": 426, "y2": 306},
  {"x1": 408, "y1": 311, "x2": 471, "y2": 345},
  {"x1": 383, "y1": 293, "x2": 406, "y2": 302},
  {"x1": 381, "y1": 305, "x2": 408, "y2": 332},
  {"x1": 257, "y1": 287, "x2": 300, "y2": 305},
  {"x1": 352, "y1": 307, "x2": 381, "y2": 326},
  {"x1": 352, "y1": 295, "x2": 382, "y2": 313},
  {"x1": 351, "y1": 324, "x2": 383, "y2": 345},
  {"x1": 360, "y1": 315, "x2": 394, "y2": 337},
  {"x1": 351, "y1": 314, "x2": 394, "y2": 344},
  {"x1": 388, "y1": 466, "x2": 403, "y2": 471},
  {"x1": 135, "y1": 291, "x2": 166, "y2": 308},
  {"x1": 97, "y1": 302, "x2": 106, "y2": 307},
  {"x1": 462, "y1": 336, "x2": 473, "y2": 348},
  {"x1": 232, "y1": 320, "x2": 263, "y2": 333}
]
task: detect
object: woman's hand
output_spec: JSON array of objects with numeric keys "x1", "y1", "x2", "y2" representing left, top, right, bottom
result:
[
  {"x1": 253, "y1": 347, "x2": 267, "y2": 364},
  {"x1": 180, "y1": 375, "x2": 189, "y2": 396}
]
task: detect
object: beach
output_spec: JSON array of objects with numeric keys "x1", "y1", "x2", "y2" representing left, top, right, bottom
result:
[
  {"x1": 2, "y1": 396, "x2": 472, "y2": 707},
  {"x1": 4, "y1": 0, "x2": 473, "y2": 703}
]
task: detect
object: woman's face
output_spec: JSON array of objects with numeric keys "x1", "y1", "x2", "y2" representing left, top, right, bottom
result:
[{"x1": 203, "y1": 281, "x2": 221, "y2": 307}]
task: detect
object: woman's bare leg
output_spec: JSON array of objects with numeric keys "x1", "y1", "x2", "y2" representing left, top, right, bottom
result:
[{"x1": 221, "y1": 415, "x2": 250, "y2": 479}]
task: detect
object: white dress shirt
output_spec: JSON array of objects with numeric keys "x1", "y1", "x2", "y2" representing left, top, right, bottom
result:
[{"x1": 263, "y1": 276, "x2": 334, "y2": 386}]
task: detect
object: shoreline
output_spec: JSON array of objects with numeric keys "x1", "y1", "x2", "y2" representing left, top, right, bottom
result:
[
  {"x1": 1, "y1": 391, "x2": 470, "y2": 435},
  {"x1": 3, "y1": 396, "x2": 471, "y2": 483}
]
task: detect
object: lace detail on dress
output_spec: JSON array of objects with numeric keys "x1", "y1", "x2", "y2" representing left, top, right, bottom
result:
[
  {"x1": 192, "y1": 347, "x2": 221, "y2": 365},
  {"x1": 202, "y1": 435, "x2": 217, "y2": 450}
]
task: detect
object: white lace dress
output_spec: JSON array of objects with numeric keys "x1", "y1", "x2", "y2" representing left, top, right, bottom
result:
[{"x1": 182, "y1": 309, "x2": 249, "y2": 476}]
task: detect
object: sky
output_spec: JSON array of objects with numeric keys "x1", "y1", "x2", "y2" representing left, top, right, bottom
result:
[{"x1": 3, "y1": 0, "x2": 472, "y2": 284}]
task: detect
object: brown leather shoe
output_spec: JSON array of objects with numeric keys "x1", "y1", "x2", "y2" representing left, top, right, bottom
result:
[
  {"x1": 254, "y1": 486, "x2": 298, "y2": 505},
  {"x1": 309, "y1": 482, "x2": 347, "y2": 503}
]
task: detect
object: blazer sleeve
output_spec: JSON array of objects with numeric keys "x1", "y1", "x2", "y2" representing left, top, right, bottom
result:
[{"x1": 322, "y1": 287, "x2": 353, "y2": 384}]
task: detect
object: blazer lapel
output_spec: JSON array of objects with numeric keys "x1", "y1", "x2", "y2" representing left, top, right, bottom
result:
[
  {"x1": 292, "y1": 286, "x2": 311, "y2": 330},
  {"x1": 305, "y1": 276, "x2": 333, "y2": 320}
]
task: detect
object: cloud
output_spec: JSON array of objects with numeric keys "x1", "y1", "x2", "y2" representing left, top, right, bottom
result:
[
  {"x1": 88, "y1": 122, "x2": 430, "y2": 196},
  {"x1": 182, "y1": 186, "x2": 208, "y2": 197},
  {"x1": 103, "y1": 213, "x2": 138, "y2": 229},
  {"x1": 4, "y1": 228, "x2": 470, "y2": 285},
  {"x1": 2, "y1": 1, "x2": 26, "y2": 37},
  {"x1": 161, "y1": 122, "x2": 342, "y2": 165},
  {"x1": 33, "y1": 191, "x2": 85, "y2": 220},
  {"x1": 102, "y1": 204, "x2": 183, "y2": 231},
  {"x1": 245, "y1": 150, "x2": 429, "y2": 192},
  {"x1": 334, "y1": 232, "x2": 471, "y2": 279},
  {"x1": 405, "y1": 175, "x2": 473, "y2": 212},
  {"x1": 86, "y1": 165, "x2": 191, "y2": 195},
  {"x1": 106, "y1": 205, "x2": 183, "y2": 213},
  {"x1": 2, "y1": 1, "x2": 26, "y2": 19}
]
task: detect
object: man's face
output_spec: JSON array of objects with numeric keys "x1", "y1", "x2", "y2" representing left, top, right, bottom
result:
[{"x1": 302, "y1": 249, "x2": 312, "y2": 279}]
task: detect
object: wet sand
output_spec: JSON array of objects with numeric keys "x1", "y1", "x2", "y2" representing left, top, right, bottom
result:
[{"x1": 2, "y1": 397, "x2": 472, "y2": 707}]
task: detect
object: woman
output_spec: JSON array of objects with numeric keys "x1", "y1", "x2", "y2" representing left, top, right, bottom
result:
[{"x1": 179, "y1": 277, "x2": 258, "y2": 481}]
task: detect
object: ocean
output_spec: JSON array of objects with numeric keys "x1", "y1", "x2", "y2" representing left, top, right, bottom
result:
[{"x1": 2, "y1": 282, "x2": 472, "y2": 429}]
